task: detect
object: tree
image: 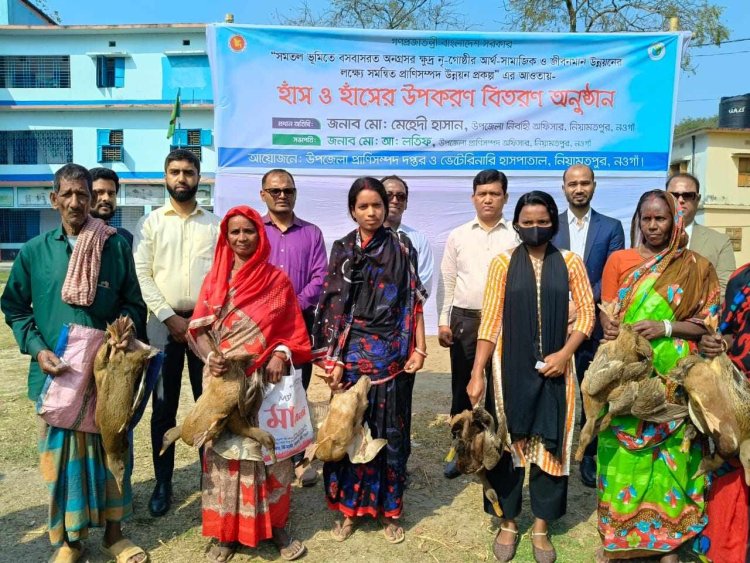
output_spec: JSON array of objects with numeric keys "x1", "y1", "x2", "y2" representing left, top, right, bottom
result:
[
  {"x1": 502, "y1": 0, "x2": 728, "y2": 66},
  {"x1": 276, "y1": 0, "x2": 468, "y2": 30},
  {"x1": 674, "y1": 114, "x2": 718, "y2": 137}
]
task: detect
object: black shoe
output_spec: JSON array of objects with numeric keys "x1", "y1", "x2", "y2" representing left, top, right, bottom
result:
[
  {"x1": 580, "y1": 455, "x2": 596, "y2": 488},
  {"x1": 149, "y1": 481, "x2": 172, "y2": 517},
  {"x1": 444, "y1": 458, "x2": 460, "y2": 479}
]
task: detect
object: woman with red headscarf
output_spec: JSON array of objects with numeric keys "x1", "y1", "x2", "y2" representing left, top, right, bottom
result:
[{"x1": 187, "y1": 206, "x2": 312, "y2": 562}]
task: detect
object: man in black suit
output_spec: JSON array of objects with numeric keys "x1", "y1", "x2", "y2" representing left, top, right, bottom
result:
[{"x1": 553, "y1": 164, "x2": 625, "y2": 488}]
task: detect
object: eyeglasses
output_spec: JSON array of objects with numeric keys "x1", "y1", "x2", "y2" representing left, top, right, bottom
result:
[
  {"x1": 670, "y1": 191, "x2": 698, "y2": 202},
  {"x1": 263, "y1": 188, "x2": 296, "y2": 198},
  {"x1": 387, "y1": 192, "x2": 407, "y2": 202}
]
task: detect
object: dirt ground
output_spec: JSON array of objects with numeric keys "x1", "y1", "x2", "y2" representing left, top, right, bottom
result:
[{"x1": 0, "y1": 324, "x2": 606, "y2": 562}]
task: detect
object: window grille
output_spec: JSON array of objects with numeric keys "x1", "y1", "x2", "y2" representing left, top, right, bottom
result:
[
  {"x1": 97, "y1": 129, "x2": 124, "y2": 163},
  {"x1": 0, "y1": 130, "x2": 73, "y2": 165},
  {"x1": 0, "y1": 209, "x2": 41, "y2": 243},
  {"x1": 739, "y1": 157, "x2": 750, "y2": 188},
  {"x1": 110, "y1": 206, "x2": 145, "y2": 233},
  {"x1": 171, "y1": 128, "x2": 212, "y2": 162},
  {"x1": 0, "y1": 56, "x2": 70, "y2": 88}
]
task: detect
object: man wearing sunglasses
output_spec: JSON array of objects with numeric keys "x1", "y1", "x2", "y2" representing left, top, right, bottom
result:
[
  {"x1": 260, "y1": 168, "x2": 327, "y2": 486},
  {"x1": 666, "y1": 172, "x2": 735, "y2": 292},
  {"x1": 381, "y1": 175, "x2": 434, "y2": 296}
]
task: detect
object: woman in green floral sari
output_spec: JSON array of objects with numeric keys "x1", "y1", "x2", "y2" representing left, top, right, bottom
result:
[{"x1": 595, "y1": 189, "x2": 721, "y2": 562}]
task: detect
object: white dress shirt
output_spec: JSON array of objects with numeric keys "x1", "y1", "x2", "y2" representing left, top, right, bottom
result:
[
  {"x1": 133, "y1": 200, "x2": 220, "y2": 321},
  {"x1": 685, "y1": 222, "x2": 694, "y2": 245},
  {"x1": 568, "y1": 208, "x2": 592, "y2": 260},
  {"x1": 397, "y1": 223, "x2": 434, "y2": 298},
  {"x1": 436, "y1": 216, "x2": 518, "y2": 326}
]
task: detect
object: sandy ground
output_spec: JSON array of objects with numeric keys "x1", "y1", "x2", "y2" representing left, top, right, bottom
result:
[{"x1": 0, "y1": 331, "x2": 607, "y2": 562}]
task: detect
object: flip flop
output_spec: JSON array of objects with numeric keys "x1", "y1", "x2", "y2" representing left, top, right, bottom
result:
[
  {"x1": 100, "y1": 538, "x2": 149, "y2": 563},
  {"x1": 330, "y1": 519, "x2": 356, "y2": 542},
  {"x1": 205, "y1": 542, "x2": 237, "y2": 563},
  {"x1": 379, "y1": 517, "x2": 405, "y2": 544},
  {"x1": 49, "y1": 545, "x2": 83, "y2": 563},
  {"x1": 277, "y1": 538, "x2": 306, "y2": 561}
]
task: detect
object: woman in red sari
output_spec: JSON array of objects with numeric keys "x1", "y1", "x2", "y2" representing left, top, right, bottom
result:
[{"x1": 187, "y1": 205, "x2": 312, "y2": 562}]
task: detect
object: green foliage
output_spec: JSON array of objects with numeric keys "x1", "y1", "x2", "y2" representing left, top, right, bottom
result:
[
  {"x1": 674, "y1": 114, "x2": 718, "y2": 137},
  {"x1": 276, "y1": 0, "x2": 468, "y2": 30},
  {"x1": 502, "y1": 0, "x2": 729, "y2": 68}
]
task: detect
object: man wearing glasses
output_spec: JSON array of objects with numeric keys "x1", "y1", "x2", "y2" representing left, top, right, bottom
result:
[
  {"x1": 381, "y1": 175, "x2": 434, "y2": 296},
  {"x1": 260, "y1": 168, "x2": 327, "y2": 486},
  {"x1": 666, "y1": 172, "x2": 735, "y2": 292}
]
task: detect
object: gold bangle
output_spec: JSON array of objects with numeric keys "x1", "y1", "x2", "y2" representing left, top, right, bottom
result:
[
  {"x1": 721, "y1": 339, "x2": 729, "y2": 353},
  {"x1": 414, "y1": 347, "x2": 428, "y2": 358}
]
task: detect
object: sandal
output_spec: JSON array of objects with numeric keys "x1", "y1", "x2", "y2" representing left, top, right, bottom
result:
[
  {"x1": 379, "y1": 516, "x2": 405, "y2": 544},
  {"x1": 530, "y1": 531, "x2": 556, "y2": 563},
  {"x1": 493, "y1": 526, "x2": 519, "y2": 562},
  {"x1": 271, "y1": 528, "x2": 307, "y2": 561},
  {"x1": 295, "y1": 463, "x2": 319, "y2": 487},
  {"x1": 49, "y1": 544, "x2": 83, "y2": 563},
  {"x1": 101, "y1": 538, "x2": 149, "y2": 563},
  {"x1": 205, "y1": 542, "x2": 237, "y2": 563},
  {"x1": 330, "y1": 518, "x2": 357, "y2": 542}
]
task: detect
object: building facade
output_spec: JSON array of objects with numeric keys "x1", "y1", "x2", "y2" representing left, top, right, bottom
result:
[
  {"x1": 0, "y1": 8, "x2": 214, "y2": 258},
  {"x1": 671, "y1": 127, "x2": 750, "y2": 267}
]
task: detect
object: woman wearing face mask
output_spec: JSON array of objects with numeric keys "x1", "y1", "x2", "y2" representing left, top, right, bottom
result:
[{"x1": 467, "y1": 190, "x2": 595, "y2": 563}]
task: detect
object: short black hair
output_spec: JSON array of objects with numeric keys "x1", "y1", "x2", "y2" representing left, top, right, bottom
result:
[
  {"x1": 348, "y1": 177, "x2": 389, "y2": 222},
  {"x1": 89, "y1": 167, "x2": 121, "y2": 193},
  {"x1": 666, "y1": 172, "x2": 700, "y2": 194},
  {"x1": 381, "y1": 175, "x2": 409, "y2": 197},
  {"x1": 262, "y1": 168, "x2": 295, "y2": 188},
  {"x1": 164, "y1": 148, "x2": 200, "y2": 174},
  {"x1": 472, "y1": 169, "x2": 508, "y2": 194},
  {"x1": 563, "y1": 163, "x2": 595, "y2": 184},
  {"x1": 512, "y1": 190, "x2": 560, "y2": 237},
  {"x1": 54, "y1": 163, "x2": 92, "y2": 194}
]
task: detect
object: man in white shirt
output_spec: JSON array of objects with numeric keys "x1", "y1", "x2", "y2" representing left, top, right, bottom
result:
[
  {"x1": 381, "y1": 175, "x2": 434, "y2": 295},
  {"x1": 133, "y1": 149, "x2": 220, "y2": 517},
  {"x1": 436, "y1": 169, "x2": 518, "y2": 478}
]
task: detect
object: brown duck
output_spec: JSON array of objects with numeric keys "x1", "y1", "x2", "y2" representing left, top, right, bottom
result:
[{"x1": 94, "y1": 316, "x2": 158, "y2": 491}]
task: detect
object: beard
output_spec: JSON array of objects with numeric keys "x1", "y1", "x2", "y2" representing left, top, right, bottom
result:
[
  {"x1": 167, "y1": 184, "x2": 198, "y2": 203},
  {"x1": 90, "y1": 205, "x2": 114, "y2": 221}
]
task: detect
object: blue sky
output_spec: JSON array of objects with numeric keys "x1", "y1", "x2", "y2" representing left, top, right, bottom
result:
[{"x1": 45, "y1": 0, "x2": 750, "y2": 121}]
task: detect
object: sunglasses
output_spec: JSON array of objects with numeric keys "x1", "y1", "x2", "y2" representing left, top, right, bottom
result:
[
  {"x1": 671, "y1": 191, "x2": 698, "y2": 202},
  {"x1": 387, "y1": 192, "x2": 407, "y2": 202},
  {"x1": 264, "y1": 188, "x2": 296, "y2": 198}
]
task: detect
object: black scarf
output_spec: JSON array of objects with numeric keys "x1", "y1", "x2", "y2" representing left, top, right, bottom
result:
[{"x1": 501, "y1": 244, "x2": 569, "y2": 458}]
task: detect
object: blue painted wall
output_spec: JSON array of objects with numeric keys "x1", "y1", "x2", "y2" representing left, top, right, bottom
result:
[
  {"x1": 161, "y1": 55, "x2": 212, "y2": 103},
  {"x1": 2, "y1": 0, "x2": 51, "y2": 25}
]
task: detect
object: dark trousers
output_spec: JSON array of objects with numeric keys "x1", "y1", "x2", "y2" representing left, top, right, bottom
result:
[
  {"x1": 482, "y1": 323, "x2": 568, "y2": 521},
  {"x1": 299, "y1": 308, "x2": 315, "y2": 391},
  {"x1": 292, "y1": 308, "x2": 315, "y2": 467},
  {"x1": 449, "y1": 307, "x2": 490, "y2": 417},
  {"x1": 576, "y1": 335, "x2": 599, "y2": 458},
  {"x1": 484, "y1": 454, "x2": 569, "y2": 521},
  {"x1": 151, "y1": 335, "x2": 204, "y2": 484}
]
